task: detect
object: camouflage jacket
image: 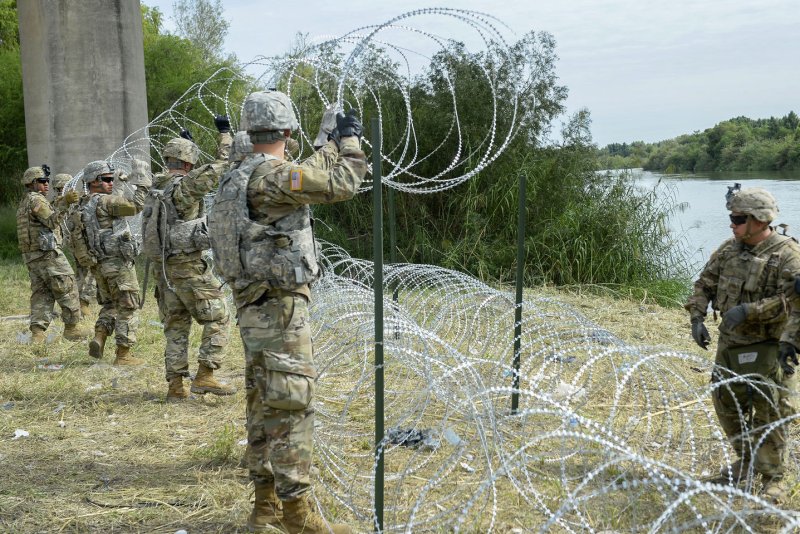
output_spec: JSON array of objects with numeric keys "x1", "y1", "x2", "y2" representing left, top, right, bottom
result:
[
  {"x1": 232, "y1": 136, "x2": 367, "y2": 307},
  {"x1": 16, "y1": 191, "x2": 65, "y2": 262},
  {"x1": 684, "y1": 230, "x2": 800, "y2": 346}
]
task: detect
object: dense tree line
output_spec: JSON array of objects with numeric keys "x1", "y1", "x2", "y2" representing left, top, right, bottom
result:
[{"x1": 598, "y1": 112, "x2": 800, "y2": 172}]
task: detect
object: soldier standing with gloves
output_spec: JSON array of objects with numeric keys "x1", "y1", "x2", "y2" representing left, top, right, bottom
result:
[
  {"x1": 69, "y1": 161, "x2": 150, "y2": 365},
  {"x1": 16, "y1": 165, "x2": 90, "y2": 343},
  {"x1": 685, "y1": 185, "x2": 800, "y2": 502},
  {"x1": 140, "y1": 117, "x2": 234, "y2": 402},
  {"x1": 209, "y1": 91, "x2": 366, "y2": 534},
  {"x1": 51, "y1": 172, "x2": 98, "y2": 317}
]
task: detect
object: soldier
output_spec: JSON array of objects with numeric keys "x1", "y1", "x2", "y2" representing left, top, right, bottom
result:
[
  {"x1": 16, "y1": 165, "x2": 90, "y2": 342},
  {"x1": 208, "y1": 92, "x2": 366, "y2": 534},
  {"x1": 140, "y1": 117, "x2": 234, "y2": 402},
  {"x1": 69, "y1": 160, "x2": 150, "y2": 365},
  {"x1": 51, "y1": 172, "x2": 97, "y2": 317},
  {"x1": 685, "y1": 185, "x2": 800, "y2": 503}
]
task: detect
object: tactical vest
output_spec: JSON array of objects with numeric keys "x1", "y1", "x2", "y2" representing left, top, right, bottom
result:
[
  {"x1": 16, "y1": 193, "x2": 61, "y2": 254},
  {"x1": 142, "y1": 177, "x2": 210, "y2": 261},
  {"x1": 72, "y1": 194, "x2": 139, "y2": 264},
  {"x1": 208, "y1": 154, "x2": 320, "y2": 291}
]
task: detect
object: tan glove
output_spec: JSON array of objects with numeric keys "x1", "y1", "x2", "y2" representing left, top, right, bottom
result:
[
  {"x1": 64, "y1": 190, "x2": 80, "y2": 205},
  {"x1": 127, "y1": 158, "x2": 153, "y2": 188},
  {"x1": 313, "y1": 104, "x2": 339, "y2": 148}
]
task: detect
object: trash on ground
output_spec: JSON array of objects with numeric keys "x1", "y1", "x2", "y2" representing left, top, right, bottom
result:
[
  {"x1": 386, "y1": 427, "x2": 440, "y2": 450},
  {"x1": 12, "y1": 429, "x2": 29, "y2": 440}
]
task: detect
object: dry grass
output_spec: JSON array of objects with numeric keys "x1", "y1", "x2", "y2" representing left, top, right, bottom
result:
[{"x1": 1, "y1": 263, "x2": 799, "y2": 532}]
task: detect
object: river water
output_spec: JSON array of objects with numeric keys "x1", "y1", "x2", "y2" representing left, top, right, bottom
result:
[{"x1": 633, "y1": 169, "x2": 800, "y2": 276}]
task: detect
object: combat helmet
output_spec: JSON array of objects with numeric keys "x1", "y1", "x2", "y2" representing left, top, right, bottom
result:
[
  {"x1": 82, "y1": 160, "x2": 115, "y2": 184},
  {"x1": 51, "y1": 173, "x2": 73, "y2": 191},
  {"x1": 162, "y1": 137, "x2": 200, "y2": 165},
  {"x1": 726, "y1": 186, "x2": 778, "y2": 222},
  {"x1": 240, "y1": 90, "x2": 299, "y2": 133},
  {"x1": 21, "y1": 164, "x2": 50, "y2": 185}
]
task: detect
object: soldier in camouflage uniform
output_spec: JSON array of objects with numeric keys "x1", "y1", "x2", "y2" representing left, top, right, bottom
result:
[
  {"x1": 208, "y1": 92, "x2": 366, "y2": 534},
  {"x1": 685, "y1": 186, "x2": 800, "y2": 503},
  {"x1": 70, "y1": 160, "x2": 150, "y2": 365},
  {"x1": 140, "y1": 118, "x2": 234, "y2": 402},
  {"x1": 51, "y1": 173, "x2": 97, "y2": 317},
  {"x1": 16, "y1": 165, "x2": 90, "y2": 343}
]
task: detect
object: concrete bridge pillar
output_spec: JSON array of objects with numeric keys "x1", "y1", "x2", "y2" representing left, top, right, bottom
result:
[{"x1": 18, "y1": 0, "x2": 148, "y2": 175}]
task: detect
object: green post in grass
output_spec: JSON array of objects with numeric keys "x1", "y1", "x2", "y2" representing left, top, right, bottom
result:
[
  {"x1": 511, "y1": 173, "x2": 526, "y2": 414},
  {"x1": 371, "y1": 116, "x2": 385, "y2": 532}
]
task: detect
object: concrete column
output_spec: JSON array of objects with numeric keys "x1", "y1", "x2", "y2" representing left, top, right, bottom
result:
[{"x1": 18, "y1": 0, "x2": 148, "y2": 176}]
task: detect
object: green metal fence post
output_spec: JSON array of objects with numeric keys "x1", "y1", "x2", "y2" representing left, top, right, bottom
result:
[
  {"x1": 371, "y1": 117, "x2": 385, "y2": 532},
  {"x1": 511, "y1": 173, "x2": 526, "y2": 414}
]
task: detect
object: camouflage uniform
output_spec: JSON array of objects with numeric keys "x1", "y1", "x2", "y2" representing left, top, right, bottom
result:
[
  {"x1": 212, "y1": 115, "x2": 366, "y2": 503},
  {"x1": 16, "y1": 188, "x2": 82, "y2": 334},
  {"x1": 77, "y1": 183, "x2": 147, "y2": 348},
  {"x1": 685, "y1": 194, "x2": 800, "y2": 482},
  {"x1": 52, "y1": 174, "x2": 97, "y2": 310},
  {"x1": 148, "y1": 132, "x2": 232, "y2": 382}
]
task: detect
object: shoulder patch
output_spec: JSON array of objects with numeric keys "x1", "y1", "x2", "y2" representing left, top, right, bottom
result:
[{"x1": 290, "y1": 168, "x2": 303, "y2": 191}]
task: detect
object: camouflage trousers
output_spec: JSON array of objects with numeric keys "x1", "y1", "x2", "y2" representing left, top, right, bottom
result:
[
  {"x1": 91, "y1": 256, "x2": 140, "y2": 348},
  {"x1": 25, "y1": 251, "x2": 81, "y2": 331},
  {"x1": 75, "y1": 262, "x2": 97, "y2": 305},
  {"x1": 154, "y1": 258, "x2": 230, "y2": 381},
  {"x1": 712, "y1": 338, "x2": 798, "y2": 478},
  {"x1": 238, "y1": 290, "x2": 316, "y2": 500}
]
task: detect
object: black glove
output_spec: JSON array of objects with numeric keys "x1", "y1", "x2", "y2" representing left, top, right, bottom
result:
[
  {"x1": 214, "y1": 114, "x2": 231, "y2": 133},
  {"x1": 721, "y1": 304, "x2": 749, "y2": 331},
  {"x1": 335, "y1": 109, "x2": 363, "y2": 139},
  {"x1": 779, "y1": 342, "x2": 799, "y2": 376},
  {"x1": 180, "y1": 129, "x2": 193, "y2": 141},
  {"x1": 691, "y1": 317, "x2": 711, "y2": 350},
  {"x1": 41, "y1": 164, "x2": 51, "y2": 177}
]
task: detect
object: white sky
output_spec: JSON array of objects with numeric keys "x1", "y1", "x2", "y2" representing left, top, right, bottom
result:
[{"x1": 144, "y1": 0, "x2": 800, "y2": 147}]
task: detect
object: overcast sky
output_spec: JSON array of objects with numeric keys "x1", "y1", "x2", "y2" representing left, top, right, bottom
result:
[{"x1": 145, "y1": 0, "x2": 800, "y2": 147}]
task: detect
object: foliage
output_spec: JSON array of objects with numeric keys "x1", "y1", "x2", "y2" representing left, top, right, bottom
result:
[
  {"x1": 0, "y1": 0, "x2": 24, "y2": 198},
  {"x1": 172, "y1": 0, "x2": 230, "y2": 63},
  {"x1": 309, "y1": 34, "x2": 691, "y2": 304},
  {"x1": 0, "y1": 204, "x2": 20, "y2": 259},
  {"x1": 597, "y1": 112, "x2": 800, "y2": 172}
]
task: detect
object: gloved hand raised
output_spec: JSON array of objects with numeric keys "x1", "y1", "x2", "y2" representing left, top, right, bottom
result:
[
  {"x1": 127, "y1": 158, "x2": 153, "y2": 189},
  {"x1": 64, "y1": 190, "x2": 80, "y2": 205},
  {"x1": 690, "y1": 317, "x2": 711, "y2": 350},
  {"x1": 722, "y1": 304, "x2": 750, "y2": 330},
  {"x1": 335, "y1": 109, "x2": 363, "y2": 139},
  {"x1": 214, "y1": 114, "x2": 231, "y2": 133},
  {"x1": 314, "y1": 104, "x2": 339, "y2": 148},
  {"x1": 180, "y1": 129, "x2": 193, "y2": 141},
  {"x1": 779, "y1": 342, "x2": 799, "y2": 376}
]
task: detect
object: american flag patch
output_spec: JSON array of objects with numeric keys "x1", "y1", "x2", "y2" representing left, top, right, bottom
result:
[{"x1": 290, "y1": 168, "x2": 303, "y2": 191}]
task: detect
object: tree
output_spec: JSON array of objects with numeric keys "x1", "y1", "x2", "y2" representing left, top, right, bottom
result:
[{"x1": 171, "y1": 0, "x2": 229, "y2": 63}]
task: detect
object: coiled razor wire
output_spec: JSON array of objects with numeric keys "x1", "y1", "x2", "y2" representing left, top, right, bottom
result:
[{"x1": 53, "y1": 8, "x2": 800, "y2": 532}]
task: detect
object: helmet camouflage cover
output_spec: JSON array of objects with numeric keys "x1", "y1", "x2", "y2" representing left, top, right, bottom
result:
[
  {"x1": 21, "y1": 165, "x2": 48, "y2": 185},
  {"x1": 162, "y1": 137, "x2": 200, "y2": 165},
  {"x1": 51, "y1": 173, "x2": 73, "y2": 190},
  {"x1": 240, "y1": 90, "x2": 299, "y2": 133},
  {"x1": 82, "y1": 160, "x2": 115, "y2": 184},
  {"x1": 726, "y1": 187, "x2": 778, "y2": 222}
]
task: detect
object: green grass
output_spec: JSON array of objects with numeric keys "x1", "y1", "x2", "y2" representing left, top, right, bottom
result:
[{"x1": 0, "y1": 204, "x2": 20, "y2": 260}]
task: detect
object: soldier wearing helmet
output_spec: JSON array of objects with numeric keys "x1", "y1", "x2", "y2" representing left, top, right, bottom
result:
[
  {"x1": 139, "y1": 117, "x2": 234, "y2": 402},
  {"x1": 208, "y1": 90, "x2": 366, "y2": 533},
  {"x1": 69, "y1": 159, "x2": 150, "y2": 366},
  {"x1": 16, "y1": 165, "x2": 90, "y2": 343},
  {"x1": 50, "y1": 172, "x2": 98, "y2": 317},
  {"x1": 685, "y1": 185, "x2": 800, "y2": 502}
]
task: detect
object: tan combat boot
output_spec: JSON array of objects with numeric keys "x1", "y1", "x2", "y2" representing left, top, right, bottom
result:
[
  {"x1": 80, "y1": 300, "x2": 92, "y2": 319},
  {"x1": 705, "y1": 457, "x2": 752, "y2": 485},
  {"x1": 190, "y1": 363, "x2": 237, "y2": 396},
  {"x1": 63, "y1": 322, "x2": 91, "y2": 341},
  {"x1": 30, "y1": 326, "x2": 47, "y2": 343},
  {"x1": 166, "y1": 376, "x2": 188, "y2": 403},
  {"x1": 113, "y1": 346, "x2": 144, "y2": 366},
  {"x1": 247, "y1": 481, "x2": 282, "y2": 533},
  {"x1": 89, "y1": 327, "x2": 108, "y2": 358},
  {"x1": 281, "y1": 495, "x2": 351, "y2": 534}
]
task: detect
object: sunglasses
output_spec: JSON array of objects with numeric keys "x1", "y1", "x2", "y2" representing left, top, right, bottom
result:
[
  {"x1": 729, "y1": 214, "x2": 748, "y2": 226},
  {"x1": 99, "y1": 175, "x2": 115, "y2": 183},
  {"x1": 36, "y1": 178, "x2": 50, "y2": 184}
]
